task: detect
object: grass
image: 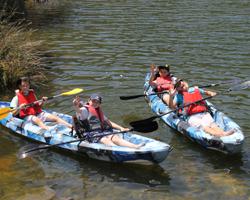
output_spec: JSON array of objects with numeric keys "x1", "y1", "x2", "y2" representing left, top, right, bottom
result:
[{"x1": 0, "y1": 9, "x2": 46, "y2": 92}]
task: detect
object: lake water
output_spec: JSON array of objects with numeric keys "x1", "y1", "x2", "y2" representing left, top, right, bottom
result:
[{"x1": 0, "y1": 0, "x2": 249, "y2": 199}]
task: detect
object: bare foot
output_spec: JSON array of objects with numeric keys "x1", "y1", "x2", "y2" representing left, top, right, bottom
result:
[
  {"x1": 135, "y1": 143, "x2": 146, "y2": 149},
  {"x1": 223, "y1": 129, "x2": 235, "y2": 136}
]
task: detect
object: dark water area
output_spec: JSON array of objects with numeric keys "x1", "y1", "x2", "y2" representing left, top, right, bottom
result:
[{"x1": 0, "y1": 0, "x2": 249, "y2": 199}]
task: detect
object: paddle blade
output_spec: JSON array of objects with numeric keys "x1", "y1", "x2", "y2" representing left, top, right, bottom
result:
[
  {"x1": 0, "y1": 107, "x2": 13, "y2": 120},
  {"x1": 129, "y1": 115, "x2": 157, "y2": 127},
  {"x1": 17, "y1": 144, "x2": 42, "y2": 159},
  {"x1": 199, "y1": 78, "x2": 243, "y2": 88},
  {"x1": 61, "y1": 88, "x2": 84, "y2": 96},
  {"x1": 131, "y1": 121, "x2": 159, "y2": 133},
  {"x1": 228, "y1": 81, "x2": 250, "y2": 91},
  {"x1": 129, "y1": 118, "x2": 158, "y2": 133}
]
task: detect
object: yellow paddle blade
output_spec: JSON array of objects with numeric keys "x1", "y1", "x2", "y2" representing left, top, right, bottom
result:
[
  {"x1": 0, "y1": 107, "x2": 13, "y2": 120},
  {"x1": 61, "y1": 88, "x2": 84, "y2": 96}
]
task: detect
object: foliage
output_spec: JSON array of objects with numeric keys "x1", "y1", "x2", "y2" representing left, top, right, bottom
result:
[{"x1": 0, "y1": 10, "x2": 46, "y2": 91}]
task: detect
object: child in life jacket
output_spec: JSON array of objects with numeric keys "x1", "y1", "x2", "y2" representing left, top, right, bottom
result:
[
  {"x1": 168, "y1": 79, "x2": 235, "y2": 137},
  {"x1": 10, "y1": 77, "x2": 72, "y2": 136},
  {"x1": 73, "y1": 94, "x2": 144, "y2": 149},
  {"x1": 149, "y1": 64, "x2": 176, "y2": 105}
]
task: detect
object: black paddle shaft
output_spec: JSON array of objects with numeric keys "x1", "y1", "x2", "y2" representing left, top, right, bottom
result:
[
  {"x1": 120, "y1": 78, "x2": 244, "y2": 100},
  {"x1": 130, "y1": 95, "x2": 213, "y2": 127},
  {"x1": 22, "y1": 131, "x2": 124, "y2": 155},
  {"x1": 120, "y1": 91, "x2": 169, "y2": 100},
  {"x1": 22, "y1": 123, "x2": 159, "y2": 155}
]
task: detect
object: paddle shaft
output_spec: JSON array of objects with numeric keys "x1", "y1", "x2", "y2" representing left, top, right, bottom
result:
[
  {"x1": 25, "y1": 90, "x2": 82, "y2": 106},
  {"x1": 131, "y1": 95, "x2": 213, "y2": 123},
  {"x1": 158, "y1": 95, "x2": 213, "y2": 118},
  {"x1": 120, "y1": 78, "x2": 243, "y2": 100},
  {"x1": 47, "y1": 93, "x2": 66, "y2": 100},
  {"x1": 23, "y1": 129, "x2": 132, "y2": 154},
  {"x1": 130, "y1": 80, "x2": 250, "y2": 126},
  {"x1": 0, "y1": 88, "x2": 83, "y2": 118},
  {"x1": 120, "y1": 91, "x2": 169, "y2": 100},
  {"x1": 198, "y1": 79, "x2": 243, "y2": 88}
]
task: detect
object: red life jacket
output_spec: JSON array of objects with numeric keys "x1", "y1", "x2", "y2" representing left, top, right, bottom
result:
[
  {"x1": 183, "y1": 88, "x2": 207, "y2": 116},
  {"x1": 84, "y1": 104, "x2": 107, "y2": 131},
  {"x1": 155, "y1": 76, "x2": 173, "y2": 92},
  {"x1": 17, "y1": 90, "x2": 42, "y2": 118}
]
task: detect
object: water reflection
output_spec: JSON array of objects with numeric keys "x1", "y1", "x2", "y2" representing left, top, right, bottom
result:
[
  {"x1": 1, "y1": 0, "x2": 250, "y2": 199},
  {"x1": 170, "y1": 131, "x2": 246, "y2": 174},
  {"x1": 16, "y1": 151, "x2": 171, "y2": 199},
  {"x1": 0, "y1": 134, "x2": 46, "y2": 200},
  {"x1": 24, "y1": 0, "x2": 68, "y2": 28},
  {"x1": 33, "y1": 150, "x2": 171, "y2": 187}
]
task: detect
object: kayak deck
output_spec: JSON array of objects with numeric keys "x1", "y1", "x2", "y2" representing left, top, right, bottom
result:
[
  {"x1": 0, "y1": 101, "x2": 172, "y2": 164},
  {"x1": 143, "y1": 73, "x2": 244, "y2": 154}
]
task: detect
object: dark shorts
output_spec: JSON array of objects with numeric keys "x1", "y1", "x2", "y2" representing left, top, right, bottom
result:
[{"x1": 83, "y1": 128, "x2": 113, "y2": 143}]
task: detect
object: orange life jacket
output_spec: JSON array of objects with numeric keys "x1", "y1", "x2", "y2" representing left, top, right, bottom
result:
[
  {"x1": 84, "y1": 104, "x2": 111, "y2": 131},
  {"x1": 155, "y1": 76, "x2": 173, "y2": 92},
  {"x1": 183, "y1": 88, "x2": 207, "y2": 116},
  {"x1": 17, "y1": 90, "x2": 42, "y2": 118}
]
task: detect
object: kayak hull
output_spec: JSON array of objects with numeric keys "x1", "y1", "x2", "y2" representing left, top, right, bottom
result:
[
  {"x1": 0, "y1": 101, "x2": 172, "y2": 164},
  {"x1": 143, "y1": 73, "x2": 244, "y2": 154}
]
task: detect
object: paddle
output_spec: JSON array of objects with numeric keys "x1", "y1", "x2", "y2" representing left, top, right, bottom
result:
[
  {"x1": 130, "y1": 96, "x2": 213, "y2": 128},
  {"x1": 120, "y1": 91, "x2": 169, "y2": 100},
  {"x1": 120, "y1": 79, "x2": 243, "y2": 100},
  {"x1": 228, "y1": 80, "x2": 250, "y2": 91},
  {"x1": 129, "y1": 80, "x2": 250, "y2": 129},
  {"x1": 198, "y1": 78, "x2": 243, "y2": 88},
  {"x1": 19, "y1": 121, "x2": 158, "y2": 157},
  {"x1": 0, "y1": 88, "x2": 84, "y2": 120}
]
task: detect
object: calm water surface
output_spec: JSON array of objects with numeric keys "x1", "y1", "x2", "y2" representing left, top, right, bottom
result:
[{"x1": 0, "y1": 0, "x2": 249, "y2": 199}]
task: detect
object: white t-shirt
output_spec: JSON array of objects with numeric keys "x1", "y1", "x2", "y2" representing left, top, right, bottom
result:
[
  {"x1": 77, "y1": 107, "x2": 89, "y2": 120},
  {"x1": 77, "y1": 107, "x2": 108, "y2": 121},
  {"x1": 10, "y1": 96, "x2": 18, "y2": 108}
]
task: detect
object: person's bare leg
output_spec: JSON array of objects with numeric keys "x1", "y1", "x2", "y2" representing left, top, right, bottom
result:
[
  {"x1": 32, "y1": 116, "x2": 49, "y2": 130},
  {"x1": 203, "y1": 124, "x2": 234, "y2": 137},
  {"x1": 210, "y1": 123, "x2": 235, "y2": 136},
  {"x1": 111, "y1": 135, "x2": 144, "y2": 149},
  {"x1": 100, "y1": 136, "x2": 117, "y2": 146},
  {"x1": 163, "y1": 94, "x2": 170, "y2": 105},
  {"x1": 46, "y1": 113, "x2": 72, "y2": 128}
]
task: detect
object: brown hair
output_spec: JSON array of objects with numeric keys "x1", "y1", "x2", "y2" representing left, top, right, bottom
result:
[
  {"x1": 158, "y1": 65, "x2": 170, "y2": 72},
  {"x1": 16, "y1": 77, "x2": 30, "y2": 88}
]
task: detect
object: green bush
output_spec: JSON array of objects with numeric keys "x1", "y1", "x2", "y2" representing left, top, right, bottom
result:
[{"x1": 0, "y1": 13, "x2": 46, "y2": 91}]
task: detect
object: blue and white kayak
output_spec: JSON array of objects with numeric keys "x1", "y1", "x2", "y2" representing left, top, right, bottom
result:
[
  {"x1": 0, "y1": 101, "x2": 172, "y2": 164},
  {"x1": 143, "y1": 73, "x2": 244, "y2": 154}
]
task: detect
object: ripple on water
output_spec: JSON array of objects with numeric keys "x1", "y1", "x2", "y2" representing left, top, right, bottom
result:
[{"x1": 0, "y1": 0, "x2": 249, "y2": 199}]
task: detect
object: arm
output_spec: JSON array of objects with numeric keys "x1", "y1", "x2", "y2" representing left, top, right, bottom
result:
[
  {"x1": 73, "y1": 96, "x2": 88, "y2": 121},
  {"x1": 189, "y1": 86, "x2": 216, "y2": 97},
  {"x1": 149, "y1": 64, "x2": 158, "y2": 87},
  {"x1": 33, "y1": 91, "x2": 48, "y2": 106},
  {"x1": 73, "y1": 96, "x2": 82, "y2": 114},
  {"x1": 194, "y1": 87, "x2": 216, "y2": 97},
  {"x1": 204, "y1": 90, "x2": 217, "y2": 97}
]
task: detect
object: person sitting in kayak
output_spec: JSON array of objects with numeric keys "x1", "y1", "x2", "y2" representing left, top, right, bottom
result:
[
  {"x1": 10, "y1": 77, "x2": 72, "y2": 134},
  {"x1": 73, "y1": 94, "x2": 144, "y2": 149},
  {"x1": 149, "y1": 64, "x2": 177, "y2": 105},
  {"x1": 168, "y1": 79, "x2": 235, "y2": 137}
]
